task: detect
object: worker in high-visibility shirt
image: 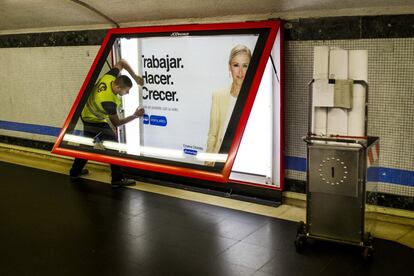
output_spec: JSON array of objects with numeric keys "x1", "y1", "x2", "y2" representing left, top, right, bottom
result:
[{"x1": 70, "y1": 59, "x2": 145, "y2": 187}]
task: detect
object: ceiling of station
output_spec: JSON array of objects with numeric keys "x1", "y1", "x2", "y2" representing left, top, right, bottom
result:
[{"x1": 1, "y1": 0, "x2": 413, "y2": 33}]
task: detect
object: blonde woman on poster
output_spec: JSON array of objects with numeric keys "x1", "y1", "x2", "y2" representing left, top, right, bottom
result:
[{"x1": 206, "y1": 44, "x2": 252, "y2": 163}]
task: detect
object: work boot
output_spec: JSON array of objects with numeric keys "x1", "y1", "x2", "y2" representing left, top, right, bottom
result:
[
  {"x1": 70, "y1": 168, "x2": 89, "y2": 180},
  {"x1": 111, "y1": 178, "x2": 136, "y2": 188}
]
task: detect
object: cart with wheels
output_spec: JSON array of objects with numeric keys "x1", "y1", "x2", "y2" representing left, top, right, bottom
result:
[{"x1": 295, "y1": 78, "x2": 378, "y2": 259}]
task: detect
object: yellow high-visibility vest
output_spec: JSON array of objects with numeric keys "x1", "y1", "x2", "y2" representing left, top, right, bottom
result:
[{"x1": 81, "y1": 74, "x2": 121, "y2": 123}]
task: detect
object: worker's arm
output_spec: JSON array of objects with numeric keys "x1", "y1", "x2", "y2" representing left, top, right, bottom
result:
[
  {"x1": 114, "y1": 59, "x2": 144, "y2": 86},
  {"x1": 108, "y1": 106, "x2": 145, "y2": 127}
]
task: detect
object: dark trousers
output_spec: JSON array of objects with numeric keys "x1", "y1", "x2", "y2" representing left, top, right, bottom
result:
[{"x1": 70, "y1": 121, "x2": 123, "y2": 182}]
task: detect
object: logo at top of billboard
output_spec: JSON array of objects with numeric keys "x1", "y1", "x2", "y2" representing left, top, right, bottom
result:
[{"x1": 171, "y1": 32, "x2": 189, "y2": 37}]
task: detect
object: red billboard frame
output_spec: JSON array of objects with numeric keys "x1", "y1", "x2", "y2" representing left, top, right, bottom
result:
[{"x1": 52, "y1": 20, "x2": 283, "y2": 188}]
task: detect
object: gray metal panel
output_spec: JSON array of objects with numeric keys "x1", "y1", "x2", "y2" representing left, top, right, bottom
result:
[
  {"x1": 308, "y1": 192, "x2": 363, "y2": 243},
  {"x1": 308, "y1": 145, "x2": 362, "y2": 197}
]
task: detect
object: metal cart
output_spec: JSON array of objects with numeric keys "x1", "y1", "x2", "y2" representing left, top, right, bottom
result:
[{"x1": 295, "y1": 79, "x2": 378, "y2": 259}]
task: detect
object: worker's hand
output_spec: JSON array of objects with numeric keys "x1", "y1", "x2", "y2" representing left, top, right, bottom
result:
[{"x1": 133, "y1": 106, "x2": 145, "y2": 118}]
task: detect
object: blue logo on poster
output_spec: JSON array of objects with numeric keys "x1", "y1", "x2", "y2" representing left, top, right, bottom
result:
[
  {"x1": 150, "y1": 115, "x2": 167, "y2": 126},
  {"x1": 143, "y1": 114, "x2": 149, "y2": 124},
  {"x1": 184, "y1": 148, "x2": 198, "y2": 155}
]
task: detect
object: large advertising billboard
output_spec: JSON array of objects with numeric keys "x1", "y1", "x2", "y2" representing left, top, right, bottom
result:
[{"x1": 52, "y1": 21, "x2": 282, "y2": 185}]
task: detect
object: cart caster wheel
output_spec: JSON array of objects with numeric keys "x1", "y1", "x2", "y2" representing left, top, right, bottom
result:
[
  {"x1": 363, "y1": 246, "x2": 374, "y2": 260},
  {"x1": 364, "y1": 232, "x2": 373, "y2": 243},
  {"x1": 295, "y1": 235, "x2": 307, "y2": 252},
  {"x1": 297, "y1": 221, "x2": 307, "y2": 235}
]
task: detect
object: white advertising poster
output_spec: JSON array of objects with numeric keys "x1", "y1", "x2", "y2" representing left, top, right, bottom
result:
[{"x1": 121, "y1": 35, "x2": 258, "y2": 165}]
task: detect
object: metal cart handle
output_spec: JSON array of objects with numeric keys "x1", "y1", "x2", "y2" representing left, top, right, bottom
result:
[{"x1": 303, "y1": 136, "x2": 368, "y2": 148}]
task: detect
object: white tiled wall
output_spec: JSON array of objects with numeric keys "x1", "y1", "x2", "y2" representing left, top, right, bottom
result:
[
  {"x1": 285, "y1": 38, "x2": 414, "y2": 196},
  {"x1": 0, "y1": 46, "x2": 99, "y2": 135}
]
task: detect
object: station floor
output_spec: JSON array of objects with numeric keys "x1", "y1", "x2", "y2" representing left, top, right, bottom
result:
[{"x1": 0, "y1": 145, "x2": 414, "y2": 276}]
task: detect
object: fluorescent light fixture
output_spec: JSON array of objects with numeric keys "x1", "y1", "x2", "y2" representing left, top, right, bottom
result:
[
  {"x1": 120, "y1": 38, "x2": 142, "y2": 156},
  {"x1": 64, "y1": 133, "x2": 185, "y2": 159},
  {"x1": 232, "y1": 59, "x2": 273, "y2": 178},
  {"x1": 63, "y1": 134, "x2": 94, "y2": 146},
  {"x1": 140, "y1": 146, "x2": 184, "y2": 159},
  {"x1": 196, "y1": 152, "x2": 228, "y2": 163},
  {"x1": 102, "y1": 141, "x2": 128, "y2": 151},
  {"x1": 102, "y1": 142, "x2": 185, "y2": 158}
]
